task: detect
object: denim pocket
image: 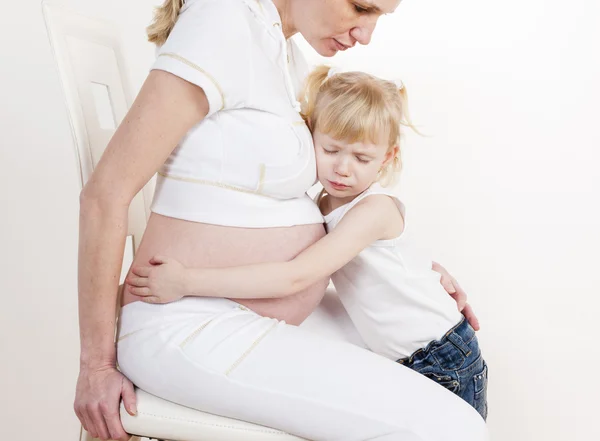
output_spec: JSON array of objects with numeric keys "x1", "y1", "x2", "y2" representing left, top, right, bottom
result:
[
  {"x1": 422, "y1": 371, "x2": 460, "y2": 394},
  {"x1": 473, "y1": 362, "x2": 488, "y2": 420},
  {"x1": 431, "y1": 341, "x2": 466, "y2": 370}
]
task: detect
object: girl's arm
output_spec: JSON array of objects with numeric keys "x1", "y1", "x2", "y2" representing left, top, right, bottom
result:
[{"x1": 128, "y1": 194, "x2": 403, "y2": 303}]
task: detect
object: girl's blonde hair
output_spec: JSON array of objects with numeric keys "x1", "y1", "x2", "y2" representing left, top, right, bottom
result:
[
  {"x1": 147, "y1": 0, "x2": 184, "y2": 46},
  {"x1": 301, "y1": 65, "x2": 417, "y2": 187}
]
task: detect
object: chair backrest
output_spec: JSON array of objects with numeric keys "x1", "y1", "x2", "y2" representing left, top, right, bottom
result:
[
  {"x1": 44, "y1": 2, "x2": 154, "y2": 274},
  {"x1": 44, "y1": 8, "x2": 154, "y2": 440}
]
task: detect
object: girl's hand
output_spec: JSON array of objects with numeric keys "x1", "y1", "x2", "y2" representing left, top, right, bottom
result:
[
  {"x1": 432, "y1": 261, "x2": 480, "y2": 331},
  {"x1": 126, "y1": 255, "x2": 189, "y2": 304}
]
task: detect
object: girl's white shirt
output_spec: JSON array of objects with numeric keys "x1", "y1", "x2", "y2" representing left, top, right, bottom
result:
[{"x1": 324, "y1": 183, "x2": 463, "y2": 359}]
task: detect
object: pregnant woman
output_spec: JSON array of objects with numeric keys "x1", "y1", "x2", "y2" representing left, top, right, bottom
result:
[{"x1": 74, "y1": 1, "x2": 488, "y2": 440}]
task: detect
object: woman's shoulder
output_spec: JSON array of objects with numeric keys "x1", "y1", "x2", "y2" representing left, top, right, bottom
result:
[
  {"x1": 183, "y1": 0, "x2": 248, "y2": 12},
  {"x1": 177, "y1": 0, "x2": 254, "y2": 37}
]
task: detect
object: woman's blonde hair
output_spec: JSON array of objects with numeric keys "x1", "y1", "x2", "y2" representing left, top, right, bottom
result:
[
  {"x1": 147, "y1": 0, "x2": 184, "y2": 46},
  {"x1": 301, "y1": 65, "x2": 417, "y2": 187}
]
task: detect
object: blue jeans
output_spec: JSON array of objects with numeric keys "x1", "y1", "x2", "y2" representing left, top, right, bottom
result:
[{"x1": 397, "y1": 318, "x2": 488, "y2": 420}]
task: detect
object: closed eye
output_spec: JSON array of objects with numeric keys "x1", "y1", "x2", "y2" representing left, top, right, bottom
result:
[
  {"x1": 353, "y1": 1, "x2": 381, "y2": 14},
  {"x1": 323, "y1": 149, "x2": 338, "y2": 154},
  {"x1": 356, "y1": 156, "x2": 371, "y2": 163}
]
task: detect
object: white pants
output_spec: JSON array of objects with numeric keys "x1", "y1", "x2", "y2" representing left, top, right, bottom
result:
[{"x1": 117, "y1": 297, "x2": 489, "y2": 441}]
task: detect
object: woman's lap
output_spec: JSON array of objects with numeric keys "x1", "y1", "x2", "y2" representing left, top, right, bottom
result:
[{"x1": 117, "y1": 297, "x2": 488, "y2": 441}]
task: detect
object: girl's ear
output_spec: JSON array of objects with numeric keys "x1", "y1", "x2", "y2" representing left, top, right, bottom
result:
[{"x1": 383, "y1": 145, "x2": 399, "y2": 167}]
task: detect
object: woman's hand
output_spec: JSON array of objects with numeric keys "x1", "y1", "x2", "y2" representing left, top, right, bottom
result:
[
  {"x1": 432, "y1": 261, "x2": 480, "y2": 331},
  {"x1": 74, "y1": 364, "x2": 136, "y2": 441},
  {"x1": 127, "y1": 255, "x2": 189, "y2": 304}
]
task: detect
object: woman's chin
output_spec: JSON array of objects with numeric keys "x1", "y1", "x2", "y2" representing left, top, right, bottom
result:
[
  {"x1": 321, "y1": 48, "x2": 338, "y2": 57},
  {"x1": 310, "y1": 40, "x2": 339, "y2": 57}
]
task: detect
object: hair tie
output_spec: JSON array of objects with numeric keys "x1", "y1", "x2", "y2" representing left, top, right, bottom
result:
[{"x1": 394, "y1": 79, "x2": 405, "y2": 91}]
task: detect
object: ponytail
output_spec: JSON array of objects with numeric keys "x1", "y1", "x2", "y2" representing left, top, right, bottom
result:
[
  {"x1": 300, "y1": 65, "x2": 332, "y2": 127},
  {"x1": 396, "y1": 85, "x2": 420, "y2": 136},
  {"x1": 146, "y1": 0, "x2": 184, "y2": 46}
]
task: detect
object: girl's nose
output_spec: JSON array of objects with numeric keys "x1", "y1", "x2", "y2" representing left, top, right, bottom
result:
[{"x1": 334, "y1": 159, "x2": 350, "y2": 177}]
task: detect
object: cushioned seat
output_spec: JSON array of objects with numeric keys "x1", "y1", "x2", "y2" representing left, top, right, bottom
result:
[{"x1": 120, "y1": 388, "x2": 307, "y2": 441}]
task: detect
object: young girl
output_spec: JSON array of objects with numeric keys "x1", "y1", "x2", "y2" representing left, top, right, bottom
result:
[{"x1": 127, "y1": 65, "x2": 489, "y2": 420}]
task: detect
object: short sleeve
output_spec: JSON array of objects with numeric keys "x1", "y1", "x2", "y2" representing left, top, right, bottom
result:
[{"x1": 151, "y1": 0, "x2": 252, "y2": 117}]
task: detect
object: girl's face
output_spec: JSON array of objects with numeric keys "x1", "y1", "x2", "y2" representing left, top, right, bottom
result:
[
  {"x1": 292, "y1": 0, "x2": 401, "y2": 56},
  {"x1": 313, "y1": 131, "x2": 398, "y2": 199}
]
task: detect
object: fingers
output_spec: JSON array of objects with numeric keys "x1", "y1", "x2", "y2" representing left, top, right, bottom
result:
[
  {"x1": 88, "y1": 406, "x2": 111, "y2": 440},
  {"x1": 462, "y1": 303, "x2": 481, "y2": 331},
  {"x1": 102, "y1": 402, "x2": 129, "y2": 441},
  {"x1": 449, "y1": 279, "x2": 467, "y2": 311},
  {"x1": 78, "y1": 402, "x2": 129, "y2": 441},
  {"x1": 120, "y1": 377, "x2": 137, "y2": 417},
  {"x1": 452, "y1": 277, "x2": 467, "y2": 311},
  {"x1": 140, "y1": 296, "x2": 161, "y2": 304},
  {"x1": 433, "y1": 262, "x2": 457, "y2": 295},
  {"x1": 131, "y1": 266, "x2": 151, "y2": 277},
  {"x1": 126, "y1": 276, "x2": 148, "y2": 288},
  {"x1": 129, "y1": 286, "x2": 151, "y2": 297},
  {"x1": 102, "y1": 378, "x2": 132, "y2": 441},
  {"x1": 150, "y1": 255, "x2": 168, "y2": 265},
  {"x1": 431, "y1": 261, "x2": 446, "y2": 275},
  {"x1": 76, "y1": 407, "x2": 96, "y2": 439},
  {"x1": 74, "y1": 368, "x2": 133, "y2": 441},
  {"x1": 433, "y1": 262, "x2": 479, "y2": 330},
  {"x1": 440, "y1": 275, "x2": 457, "y2": 294}
]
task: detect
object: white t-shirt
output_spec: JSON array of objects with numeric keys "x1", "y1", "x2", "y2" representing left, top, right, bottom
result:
[
  {"x1": 150, "y1": 0, "x2": 324, "y2": 228},
  {"x1": 324, "y1": 184, "x2": 463, "y2": 360}
]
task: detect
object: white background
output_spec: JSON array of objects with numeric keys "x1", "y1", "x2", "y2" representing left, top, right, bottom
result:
[{"x1": 1, "y1": 0, "x2": 598, "y2": 440}]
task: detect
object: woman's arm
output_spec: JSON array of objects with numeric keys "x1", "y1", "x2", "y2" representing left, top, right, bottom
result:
[
  {"x1": 75, "y1": 70, "x2": 209, "y2": 441},
  {"x1": 128, "y1": 195, "x2": 403, "y2": 303}
]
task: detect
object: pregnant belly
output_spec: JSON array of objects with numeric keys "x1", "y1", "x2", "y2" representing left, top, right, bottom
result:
[{"x1": 122, "y1": 213, "x2": 328, "y2": 325}]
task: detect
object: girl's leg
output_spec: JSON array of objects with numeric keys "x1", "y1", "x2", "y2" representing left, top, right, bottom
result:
[{"x1": 118, "y1": 299, "x2": 488, "y2": 441}]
